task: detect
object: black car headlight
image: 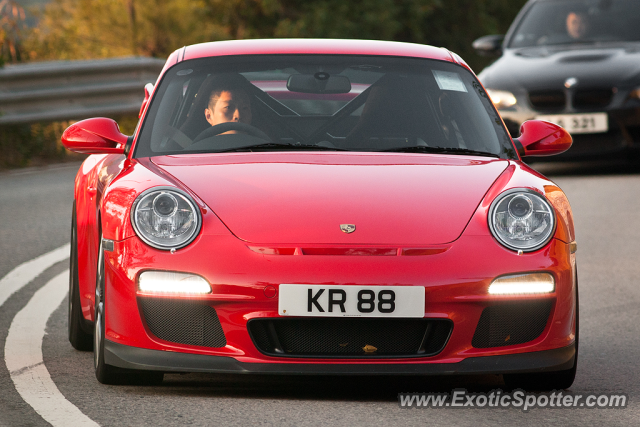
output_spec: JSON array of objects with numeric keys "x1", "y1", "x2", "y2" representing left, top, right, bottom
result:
[
  {"x1": 486, "y1": 89, "x2": 517, "y2": 109},
  {"x1": 131, "y1": 187, "x2": 201, "y2": 250},
  {"x1": 488, "y1": 189, "x2": 556, "y2": 252}
]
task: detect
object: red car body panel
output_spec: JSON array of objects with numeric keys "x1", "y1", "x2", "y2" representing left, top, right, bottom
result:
[
  {"x1": 183, "y1": 39, "x2": 457, "y2": 65},
  {"x1": 152, "y1": 153, "x2": 509, "y2": 245},
  {"x1": 102, "y1": 233, "x2": 574, "y2": 364},
  {"x1": 75, "y1": 153, "x2": 576, "y2": 362},
  {"x1": 69, "y1": 39, "x2": 577, "y2": 375}
]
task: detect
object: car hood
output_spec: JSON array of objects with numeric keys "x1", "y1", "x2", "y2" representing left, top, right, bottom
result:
[
  {"x1": 151, "y1": 153, "x2": 509, "y2": 245},
  {"x1": 480, "y1": 43, "x2": 640, "y2": 90}
]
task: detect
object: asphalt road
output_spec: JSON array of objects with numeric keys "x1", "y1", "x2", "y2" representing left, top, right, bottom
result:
[{"x1": 0, "y1": 159, "x2": 639, "y2": 426}]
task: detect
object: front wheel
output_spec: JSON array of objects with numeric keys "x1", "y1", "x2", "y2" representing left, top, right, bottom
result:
[
  {"x1": 68, "y1": 202, "x2": 93, "y2": 351},
  {"x1": 93, "y1": 237, "x2": 121, "y2": 384},
  {"x1": 93, "y1": 236, "x2": 163, "y2": 385}
]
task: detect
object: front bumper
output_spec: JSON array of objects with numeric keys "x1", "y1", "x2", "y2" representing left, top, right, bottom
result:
[
  {"x1": 105, "y1": 340, "x2": 576, "y2": 375},
  {"x1": 101, "y1": 227, "x2": 577, "y2": 369}
]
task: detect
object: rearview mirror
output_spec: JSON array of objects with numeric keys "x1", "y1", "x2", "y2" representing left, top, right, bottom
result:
[
  {"x1": 61, "y1": 117, "x2": 127, "y2": 154},
  {"x1": 514, "y1": 120, "x2": 572, "y2": 157},
  {"x1": 287, "y1": 73, "x2": 351, "y2": 94}
]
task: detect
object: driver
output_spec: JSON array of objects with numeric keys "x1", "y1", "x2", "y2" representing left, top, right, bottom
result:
[
  {"x1": 566, "y1": 11, "x2": 590, "y2": 40},
  {"x1": 204, "y1": 84, "x2": 252, "y2": 134}
]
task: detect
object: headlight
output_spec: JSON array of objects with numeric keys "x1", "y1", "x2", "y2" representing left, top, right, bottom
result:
[
  {"x1": 629, "y1": 87, "x2": 640, "y2": 100},
  {"x1": 131, "y1": 187, "x2": 201, "y2": 250},
  {"x1": 486, "y1": 89, "x2": 517, "y2": 109},
  {"x1": 488, "y1": 189, "x2": 556, "y2": 252}
]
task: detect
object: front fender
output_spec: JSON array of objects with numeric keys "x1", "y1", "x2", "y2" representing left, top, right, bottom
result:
[{"x1": 463, "y1": 161, "x2": 575, "y2": 244}]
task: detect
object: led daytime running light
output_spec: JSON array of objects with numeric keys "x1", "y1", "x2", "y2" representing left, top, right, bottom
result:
[
  {"x1": 489, "y1": 272, "x2": 555, "y2": 295},
  {"x1": 138, "y1": 271, "x2": 211, "y2": 294}
]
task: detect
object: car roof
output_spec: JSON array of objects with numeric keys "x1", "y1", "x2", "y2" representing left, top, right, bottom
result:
[{"x1": 180, "y1": 39, "x2": 457, "y2": 64}]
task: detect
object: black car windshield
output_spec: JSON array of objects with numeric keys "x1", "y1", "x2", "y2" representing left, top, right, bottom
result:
[
  {"x1": 510, "y1": 0, "x2": 640, "y2": 48},
  {"x1": 134, "y1": 55, "x2": 514, "y2": 158}
]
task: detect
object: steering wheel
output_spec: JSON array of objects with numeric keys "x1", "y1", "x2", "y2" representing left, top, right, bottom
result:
[{"x1": 193, "y1": 122, "x2": 271, "y2": 144}]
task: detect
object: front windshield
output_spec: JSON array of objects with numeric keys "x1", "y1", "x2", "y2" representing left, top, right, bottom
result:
[
  {"x1": 509, "y1": 0, "x2": 640, "y2": 48},
  {"x1": 134, "y1": 55, "x2": 513, "y2": 158}
]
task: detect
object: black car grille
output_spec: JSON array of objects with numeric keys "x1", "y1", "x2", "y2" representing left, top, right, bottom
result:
[
  {"x1": 138, "y1": 298, "x2": 227, "y2": 348},
  {"x1": 573, "y1": 89, "x2": 613, "y2": 109},
  {"x1": 528, "y1": 88, "x2": 614, "y2": 112},
  {"x1": 472, "y1": 300, "x2": 553, "y2": 348},
  {"x1": 529, "y1": 90, "x2": 565, "y2": 112},
  {"x1": 248, "y1": 318, "x2": 452, "y2": 358}
]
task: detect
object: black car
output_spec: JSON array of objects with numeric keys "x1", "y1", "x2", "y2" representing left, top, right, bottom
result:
[{"x1": 473, "y1": 0, "x2": 640, "y2": 158}]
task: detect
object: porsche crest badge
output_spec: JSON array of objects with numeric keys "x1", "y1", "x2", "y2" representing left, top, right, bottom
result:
[
  {"x1": 363, "y1": 344, "x2": 377, "y2": 354},
  {"x1": 340, "y1": 224, "x2": 356, "y2": 233}
]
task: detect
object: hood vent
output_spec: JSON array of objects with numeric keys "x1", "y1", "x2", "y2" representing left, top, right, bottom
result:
[{"x1": 558, "y1": 54, "x2": 611, "y2": 63}]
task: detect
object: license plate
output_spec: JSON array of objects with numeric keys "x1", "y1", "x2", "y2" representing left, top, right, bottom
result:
[
  {"x1": 278, "y1": 284, "x2": 425, "y2": 318},
  {"x1": 535, "y1": 113, "x2": 608, "y2": 134}
]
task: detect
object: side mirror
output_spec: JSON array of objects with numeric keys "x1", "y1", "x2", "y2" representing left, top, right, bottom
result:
[
  {"x1": 514, "y1": 120, "x2": 572, "y2": 157},
  {"x1": 61, "y1": 118, "x2": 127, "y2": 154},
  {"x1": 472, "y1": 35, "x2": 504, "y2": 57}
]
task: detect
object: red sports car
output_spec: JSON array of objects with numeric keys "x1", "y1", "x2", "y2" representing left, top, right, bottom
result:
[{"x1": 63, "y1": 39, "x2": 578, "y2": 390}]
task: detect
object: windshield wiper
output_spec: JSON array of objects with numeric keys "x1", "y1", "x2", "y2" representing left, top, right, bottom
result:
[
  {"x1": 378, "y1": 145, "x2": 501, "y2": 158},
  {"x1": 215, "y1": 142, "x2": 349, "y2": 153}
]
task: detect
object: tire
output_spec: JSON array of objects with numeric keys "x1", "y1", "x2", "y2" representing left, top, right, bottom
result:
[
  {"x1": 93, "y1": 235, "x2": 163, "y2": 385},
  {"x1": 68, "y1": 202, "x2": 93, "y2": 351},
  {"x1": 504, "y1": 268, "x2": 579, "y2": 391}
]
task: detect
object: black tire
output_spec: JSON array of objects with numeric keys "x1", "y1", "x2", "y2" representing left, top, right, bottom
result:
[
  {"x1": 68, "y1": 202, "x2": 93, "y2": 351},
  {"x1": 504, "y1": 268, "x2": 579, "y2": 391},
  {"x1": 93, "y1": 235, "x2": 163, "y2": 385}
]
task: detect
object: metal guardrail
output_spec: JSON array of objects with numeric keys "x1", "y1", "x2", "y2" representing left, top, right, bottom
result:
[{"x1": 0, "y1": 57, "x2": 165, "y2": 125}]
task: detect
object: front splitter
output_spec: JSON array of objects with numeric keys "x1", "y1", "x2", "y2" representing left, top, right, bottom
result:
[{"x1": 105, "y1": 340, "x2": 575, "y2": 376}]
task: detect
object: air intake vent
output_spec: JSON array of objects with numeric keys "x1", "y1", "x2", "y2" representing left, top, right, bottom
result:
[
  {"x1": 139, "y1": 298, "x2": 226, "y2": 348},
  {"x1": 472, "y1": 300, "x2": 553, "y2": 348},
  {"x1": 248, "y1": 318, "x2": 452, "y2": 358}
]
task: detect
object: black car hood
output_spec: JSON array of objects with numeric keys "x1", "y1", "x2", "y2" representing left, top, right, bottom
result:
[{"x1": 479, "y1": 43, "x2": 640, "y2": 91}]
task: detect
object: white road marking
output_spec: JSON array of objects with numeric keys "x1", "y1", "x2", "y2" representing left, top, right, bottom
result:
[
  {"x1": 0, "y1": 244, "x2": 70, "y2": 308},
  {"x1": 5, "y1": 270, "x2": 99, "y2": 427},
  {"x1": 1, "y1": 246, "x2": 100, "y2": 426}
]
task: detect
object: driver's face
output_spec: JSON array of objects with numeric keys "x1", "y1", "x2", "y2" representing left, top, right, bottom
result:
[
  {"x1": 567, "y1": 12, "x2": 589, "y2": 39},
  {"x1": 204, "y1": 90, "x2": 252, "y2": 128}
]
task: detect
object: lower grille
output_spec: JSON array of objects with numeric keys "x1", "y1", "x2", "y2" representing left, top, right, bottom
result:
[
  {"x1": 472, "y1": 300, "x2": 553, "y2": 348},
  {"x1": 248, "y1": 318, "x2": 452, "y2": 358},
  {"x1": 138, "y1": 298, "x2": 226, "y2": 348}
]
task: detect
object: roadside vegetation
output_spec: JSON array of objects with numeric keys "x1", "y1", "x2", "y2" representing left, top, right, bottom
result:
[{"x1": 0, "y1": 0, "x2": 527, "y2": 169}]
